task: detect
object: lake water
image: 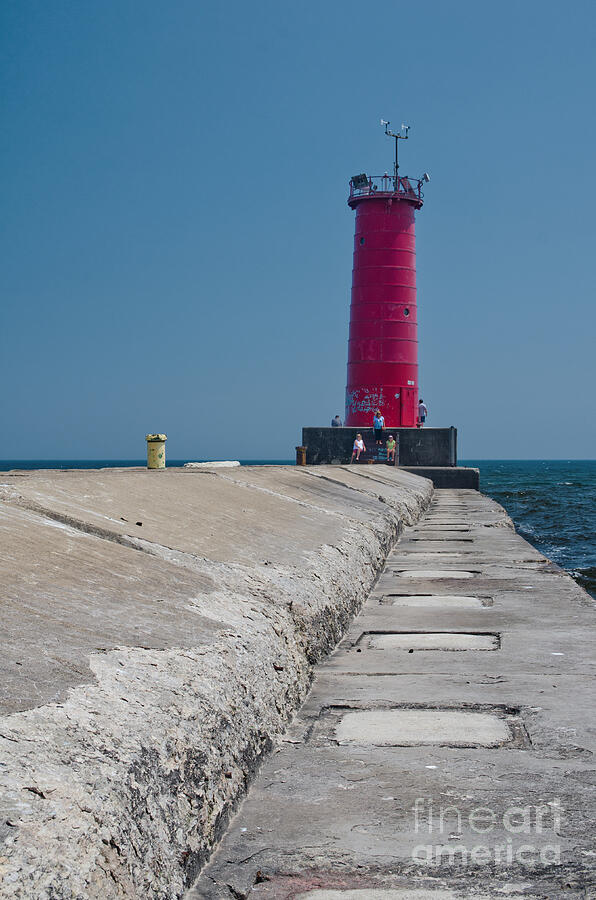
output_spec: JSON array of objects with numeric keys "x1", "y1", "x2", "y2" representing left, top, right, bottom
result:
[{"x1": 463, "y1": 459, "x2": 596, "y2": 601}]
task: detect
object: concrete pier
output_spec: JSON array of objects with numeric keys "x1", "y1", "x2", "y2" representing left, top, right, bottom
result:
[
  {"x1": 0, "y1": 465, "x2": 432, "y2": 898},
  {"x1": 189, "y1": 490, "x2": 596, "y2": 899},
  {"x1": 1, "y1": 471, "x2": 594, "y2": 898}
]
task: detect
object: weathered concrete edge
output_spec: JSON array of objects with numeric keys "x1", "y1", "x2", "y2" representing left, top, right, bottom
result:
[{"x1": 0, "y1": 469, "x2": 434, "y2": 899}]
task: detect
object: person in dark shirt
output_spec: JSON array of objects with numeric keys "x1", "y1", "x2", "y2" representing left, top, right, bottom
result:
[{"x1": 331, "y1": 415, "x2": 343, "y2": 427}]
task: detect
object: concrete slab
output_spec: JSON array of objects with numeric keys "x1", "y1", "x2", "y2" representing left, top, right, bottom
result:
[
  {"x1": 0, "y1": 504, "x2": 221, "y2": 713},
  {"x1": 366, "y1": 632, "x2": 498, "y2": 651},
  {"x1": 420, "y1": 523, "x2": 471, "y2": 527},
  {"x1": 334, "y1": 709, "x2": 512, "y2": 747},
  {"x1": 295, "y1": 891, "x2": 491, "y2": 900},
  {"x1": 391, "y1": 551, "x2": 467, "y2": 557},
  {"x1": 415, "y1": 525, "x2": 470, "y2": 530},
  {"x1": 396, "y1": 569, "x2": 476, "y2": 579},
  {"x1": 388, "y1": 595, "x2": 485, "y2": 609}
]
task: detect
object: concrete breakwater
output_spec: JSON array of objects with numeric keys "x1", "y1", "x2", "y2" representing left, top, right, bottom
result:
[
  {"x1": 191, "y1": 489, "x2": 596, "y2": 900},
  {"x1": 0, "y1": 465, "x2": 433, "y2": 897}
]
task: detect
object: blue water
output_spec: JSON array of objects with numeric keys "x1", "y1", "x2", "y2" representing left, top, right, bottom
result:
[
  {"x1": 2, "y1": 458, "x2": 595, "y2": 600},
  {"x1": 463, "y1": 460, "x2": 596, "y2": 600}
]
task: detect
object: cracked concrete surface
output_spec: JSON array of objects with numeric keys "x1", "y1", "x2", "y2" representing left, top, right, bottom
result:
[
  {"x1": 0, "y1": 465, "x2": 432, "y2": 898},
  {"x1": 188, "y1": 490, "x2": 596, "y2": 900}
]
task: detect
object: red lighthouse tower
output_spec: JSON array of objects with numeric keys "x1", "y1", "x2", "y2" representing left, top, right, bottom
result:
[{"x1": 345, "y1": 123, "x2": 429, "y2": 428}]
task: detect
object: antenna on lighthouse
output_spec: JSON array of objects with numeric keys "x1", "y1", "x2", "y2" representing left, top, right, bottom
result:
[{"x1": 380, "y1": 119, "x2": 409, "y2": 191}]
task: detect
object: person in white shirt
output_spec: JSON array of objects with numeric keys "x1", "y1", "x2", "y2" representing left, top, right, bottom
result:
[
  {"x1": 351, "y1": 433, "x2": 366, "y2": 463},
  {"x1": 418, "y1": 399, "x2": 428, "y2": 428}
]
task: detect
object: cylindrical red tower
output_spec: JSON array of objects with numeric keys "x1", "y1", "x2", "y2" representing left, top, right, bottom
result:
[{"x1": 345, "y1": 170, "x2": 425, "y2": 428}]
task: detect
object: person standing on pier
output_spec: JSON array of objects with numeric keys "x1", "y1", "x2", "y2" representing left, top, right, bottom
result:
[
  {"x1": 373, "y1": 409, "x2": 385, "y2": 445},
  {"x1": 417, "y1": 399, "x2": 428, "y2": 428},
  {"x1": 331, "y1": 414, "x2": 343, "y2": 427}
]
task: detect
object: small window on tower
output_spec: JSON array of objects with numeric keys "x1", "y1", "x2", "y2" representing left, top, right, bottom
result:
[
  {"x1": 360, "y1": 237, "x2": 365, "y2": 245},
  {"x1": 404, "y1": 307, "x2": 410, "y2": 317}
]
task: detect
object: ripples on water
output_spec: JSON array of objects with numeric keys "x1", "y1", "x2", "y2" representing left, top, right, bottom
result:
[{"x1": 464, "y1": 460, "x2": 596, "y2": 600}]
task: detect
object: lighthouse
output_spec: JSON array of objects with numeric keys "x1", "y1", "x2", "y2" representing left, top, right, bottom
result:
[
  {"x1": 345, "y1": 123, "x2": 429, "y2": 428},
  {"x1": 300, "y1": 126, "x2": 472, "y2": 483}
]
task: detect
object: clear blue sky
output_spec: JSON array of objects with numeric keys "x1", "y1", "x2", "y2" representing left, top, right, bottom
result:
[{"x1": 2, "y1": 0, "x2": 595, "y2": 460}]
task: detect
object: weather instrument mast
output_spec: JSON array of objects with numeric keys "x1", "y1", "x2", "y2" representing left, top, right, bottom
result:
[{"x1": 380, "y1": 119, "x2": 409, "y2": 192}]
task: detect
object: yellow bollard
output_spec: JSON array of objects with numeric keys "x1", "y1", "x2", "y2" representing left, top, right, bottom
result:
[{"x1": 146, "y1": 433, "x2": 167, "y2": 469}]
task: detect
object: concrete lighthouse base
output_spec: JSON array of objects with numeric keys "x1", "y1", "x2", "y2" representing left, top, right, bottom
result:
[
  {"x1": 302, "y1": 425, "x2": 456, "y2": 466},
  {"x1": 299, "y1": 426, "x2": 479, "y2": 489}
]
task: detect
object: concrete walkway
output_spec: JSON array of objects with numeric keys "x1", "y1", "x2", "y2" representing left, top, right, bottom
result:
[{"x1": 189, "y1": 490, "x2": 596, "y2": 900}]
